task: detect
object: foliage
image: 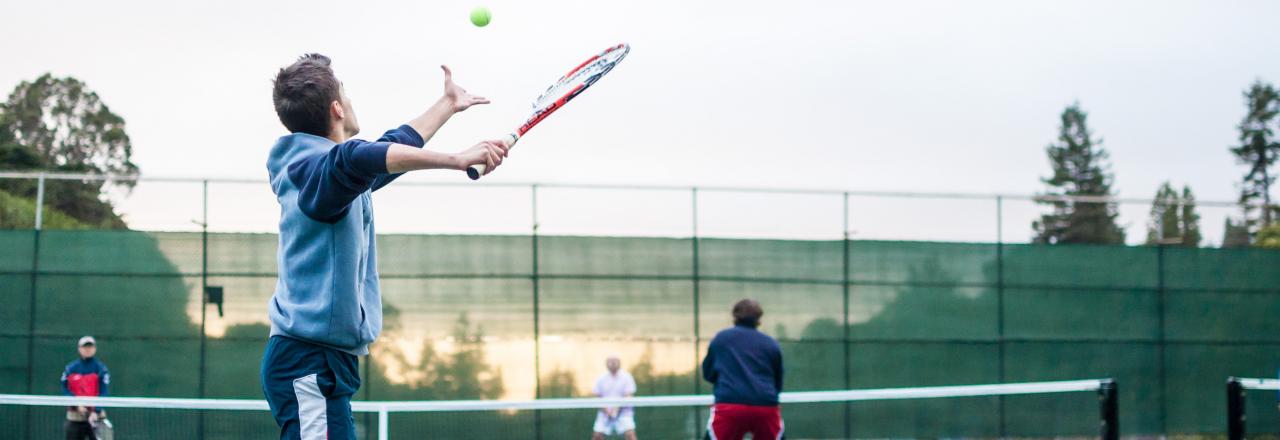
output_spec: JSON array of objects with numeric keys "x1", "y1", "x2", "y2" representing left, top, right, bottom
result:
[
  {"x1": 1230, "y1": 80, "x2": 1280, "y2": 235},
  {"x1": 0, "y1": 74, "x2": 135, "y2": 228},
  {"x1": 1032, "y1": 103, "x2": 1126, "y2": 244},
  {"x1": 1144, "y1": 182, "x2": 1201, "y2": 247}
]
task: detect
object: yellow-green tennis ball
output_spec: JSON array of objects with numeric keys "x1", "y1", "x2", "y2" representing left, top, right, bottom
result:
[{"x1": 470, "y1": 7, "x2": 491, "y2": 27}]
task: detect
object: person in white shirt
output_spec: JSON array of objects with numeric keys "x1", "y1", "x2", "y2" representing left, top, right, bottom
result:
[{"x1": 592, "y1": 355, "x2": 638, "y2": 440}]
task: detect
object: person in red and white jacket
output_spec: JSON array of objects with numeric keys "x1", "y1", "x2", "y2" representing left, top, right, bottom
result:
[{"x1": 61, "y1": 336, "x2": 109, "y2": 440}]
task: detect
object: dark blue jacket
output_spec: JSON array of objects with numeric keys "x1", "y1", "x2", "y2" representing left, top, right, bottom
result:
[{"x1": 701, "y1": 324, "x2": 784, "y2": 406}]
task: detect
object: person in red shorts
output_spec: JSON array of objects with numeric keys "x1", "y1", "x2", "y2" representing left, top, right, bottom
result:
[{"x1": 701, "y1": 299, "x2": 784, "y2": 440}]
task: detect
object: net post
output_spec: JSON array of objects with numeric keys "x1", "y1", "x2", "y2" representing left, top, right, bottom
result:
[
  {"x1": 1099, "y1": 379, "x2": 1119, "y2": 440},
  {"x1": 1228, "y1": 377, "x2": 1246, "y2": 440},
  {"x1": 378, "y1": 406, "x2": 389, "y2": 440}
]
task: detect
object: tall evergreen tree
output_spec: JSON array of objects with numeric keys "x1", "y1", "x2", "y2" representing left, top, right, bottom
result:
[
  {"x1": 1032, "y1": 103, "x2": 1126, "y2": 244},
  {"x1": 1180, "y1": 186, "x2": 1202, "y2": 247},
  {"x1": 1230, "y1": 80, "x2": 1279, "y2": 235},
  {"x1": 1146, "y1": 183, "x2": 1180, "y2": 244},
  {"x1": 1144, "y1": 182, "x2": 1201, "y2": 247},
  {"x1": 1223, "y1": 218, "x2": 1252, "y2": 248}
]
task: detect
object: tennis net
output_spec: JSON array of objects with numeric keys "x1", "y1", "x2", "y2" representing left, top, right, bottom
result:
[
  {"x1": 1227, "y1": 377, "x2": 1280, "y2": 440},
  {"x1": 0, "y1": 378, "x2": 1116, "y2": 439}
]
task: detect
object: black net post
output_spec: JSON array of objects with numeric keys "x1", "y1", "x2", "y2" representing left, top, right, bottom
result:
[
  {"x1": 1228, "y1": 377, "x2": 1246, "y2": 440},
  {"x1": 1099, "y1": 379, "x2": 1118, "y2": 440}
]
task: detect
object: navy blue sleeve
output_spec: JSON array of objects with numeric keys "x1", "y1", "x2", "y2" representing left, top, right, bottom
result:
[
  {"x1": 701, "y1": 338, "x2": 718, "y2": 384},
  {"x1": 60, "y1": 363, "x2": 72, "y2": 396},
  {"x1": 287, "y1": 139, "x2": 391, "y2": 223},
  {"x1": 97, "y1": 361, "x2": 109, "y2": 397},
  {"x1": 370, "y1": 125, "x2": 427, "y2": 192},
  {"x1": 772, "y1": 342, "x2": 784, "y2": 392}
]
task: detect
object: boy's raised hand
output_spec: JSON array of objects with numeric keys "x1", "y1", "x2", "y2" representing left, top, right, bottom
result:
[{"x1": 442, "y1": 65, "x2": 490, "y2": 113}]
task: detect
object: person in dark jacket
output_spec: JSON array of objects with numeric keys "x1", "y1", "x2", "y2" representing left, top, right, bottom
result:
[
  {"x1": 62, "y1": 336, "x2": 109, "y2": 440},
  {"x1": 701, "y1": 299, "x2": 784, "y2": 440}
]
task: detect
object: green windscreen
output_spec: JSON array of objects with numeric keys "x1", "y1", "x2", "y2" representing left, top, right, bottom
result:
[{"x1": 1, "y1": 229, "x2": 1278, "y2": 438}]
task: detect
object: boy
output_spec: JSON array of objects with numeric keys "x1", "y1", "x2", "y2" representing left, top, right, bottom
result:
[{"x1": 261, "y1": 54, "x2": 508, "y2": 440}]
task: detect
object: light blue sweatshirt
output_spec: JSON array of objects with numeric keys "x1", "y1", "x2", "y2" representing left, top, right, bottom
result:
[{"x1": 265, "y1": 125, "x2": 424, "y2": 355}]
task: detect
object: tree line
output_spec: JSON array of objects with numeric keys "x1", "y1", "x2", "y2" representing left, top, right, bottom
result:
[
  {"x1": 1033, "y1": 82, "x2": 1280, "y2": 248},
  {"x1": 0, "y1": 74, "x2": 1278, "y2": 247}
]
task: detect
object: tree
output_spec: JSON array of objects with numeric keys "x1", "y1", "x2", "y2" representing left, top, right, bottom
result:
[
  {"x1": 0, "y1": 73, "x2": 137, "y2": 228},
  {"x1": 1032, "y1": 103, "x2": 1126, "y2": 245},
  {"x1": 1230, "y1": 80, "x2": 1280, "y2": 236},
  {"x1": 1181, "y1": 186, "x2": 1203, "y2": 247},
  {"x1": 1223, "y1": 218, "x2": 1252, "y2": 248},
  {"x1": 1257, "y1": 224, "x2": 1280, "y2": 249},
  {"x1": 1144, "y1": 182, "x2": 1201, "y2": 247}
]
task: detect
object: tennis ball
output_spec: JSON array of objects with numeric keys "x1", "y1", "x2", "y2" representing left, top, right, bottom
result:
[{"x1": 470, "y1": 7, "x2": 491, "y2": 27}]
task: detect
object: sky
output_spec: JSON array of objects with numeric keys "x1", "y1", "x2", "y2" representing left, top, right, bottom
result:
[
  {"x1": 6, "y1": 0, "x2": 1280, "y2": 401},
  {"x1": 2, "y1": 0, "x2": 1279, "y2": 243}
]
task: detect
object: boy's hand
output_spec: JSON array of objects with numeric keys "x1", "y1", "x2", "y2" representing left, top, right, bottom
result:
[
  {"x1": 455, "y1": 139, "x2": 510, "y2": 175},
  {"x1": 442, "y1": 65, "x2": 490, "y2": 113}
]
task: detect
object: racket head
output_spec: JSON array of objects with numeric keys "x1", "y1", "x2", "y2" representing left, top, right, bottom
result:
[{"x1": 517, "y1": 43, "x2": 630, "y2": 136}]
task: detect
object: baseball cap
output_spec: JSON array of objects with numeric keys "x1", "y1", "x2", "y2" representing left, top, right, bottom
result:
[{"x1": 78, "y1": 336, "x2": 96, "y2": 347}]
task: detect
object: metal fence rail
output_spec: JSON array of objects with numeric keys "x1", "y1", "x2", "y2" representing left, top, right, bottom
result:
[{"x1": 0, "y1": 170, "x2": 1270, "y2": 242}]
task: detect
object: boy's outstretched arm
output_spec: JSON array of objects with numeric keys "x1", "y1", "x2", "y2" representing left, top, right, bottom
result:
[
  {"x1": 385, "y1": 139, "x2": 509, "y2": 174},
  {"x1": 371, "y1": 65, "x2": 493, "y2": 189},
  {"x1": 406, "y1": 65, "x2": 490, "y2": 143}
]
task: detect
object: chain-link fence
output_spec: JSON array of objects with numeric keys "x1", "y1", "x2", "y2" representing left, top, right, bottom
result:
[{"x1": 1, "y1": 172, "x2": 1278, "y2": 438}]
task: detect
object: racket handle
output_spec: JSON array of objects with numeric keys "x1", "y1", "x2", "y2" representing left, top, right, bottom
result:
[{"x1": 466, "y1": 133, "x2": 520, "y2": 180}]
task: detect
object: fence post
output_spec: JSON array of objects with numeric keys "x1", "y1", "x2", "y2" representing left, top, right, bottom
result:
[
  {"x1": 995, "y1": 195, "x2": 1005, "y2": 438},
  {"x1": 531, "y1": 184, "x2": 542, "y2": 440},
  {"x1": 1099, "y1": 379, "x2": 1119, "y2": 440},
  {"x1": 1228, "y1": 377, "x2": 1245, "y2": 440},
  {"x1": 23, "y1": 173, "x2": 45, "y2": 440},
  {"x1": 691, "y1": 187, "x2": 703, "y2": 439},
  {"x1": 842, "y1": 192, "x2": 851, "y2": 439},
  {"x1": 34, "y1": 173, "x2": 45, "y2": 230}
]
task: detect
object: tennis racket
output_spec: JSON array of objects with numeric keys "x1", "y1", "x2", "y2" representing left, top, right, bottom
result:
[{"x1": 467, "y1": 43, "x2": 631, "y2": 180}]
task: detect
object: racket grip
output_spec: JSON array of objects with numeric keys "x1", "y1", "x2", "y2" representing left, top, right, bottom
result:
[{"x1": 466, "y1": 133, "x2": 520, "y2": 180}]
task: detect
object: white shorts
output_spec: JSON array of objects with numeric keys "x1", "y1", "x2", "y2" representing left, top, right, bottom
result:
[{"x1": 593, "y1": 412, "x2": 636, "y2": 435}]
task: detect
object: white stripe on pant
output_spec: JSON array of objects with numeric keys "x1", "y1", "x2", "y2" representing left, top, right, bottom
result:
[{"x1": 293, "y1": 373, "x2": 327, "y2": 440}]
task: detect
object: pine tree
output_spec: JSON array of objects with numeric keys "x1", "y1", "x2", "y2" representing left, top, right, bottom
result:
[
  {"x1": 1032, "y1": 103, "x2": 1126, "y2": 244},
  {"x1": 1223, "y1": 218, "x2": 1251, "y2": 248},
  {"x1": 1230, "y1": 80, "x2": 1280, "y2": 235},
  {"x1": 1144, "y1": 183, "x2": 1202, "y2": 247},
  {"x1": 1146, "y1": 183, "x2": 1180, "y2": 244},
  {"x1": 1180, "y1": 186, "x2": 1202, "y2": 247}
]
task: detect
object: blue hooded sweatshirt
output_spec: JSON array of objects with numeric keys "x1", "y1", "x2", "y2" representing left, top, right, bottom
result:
[{"x1": 265, "y1": 125, "x2": 424, "y2": 356}]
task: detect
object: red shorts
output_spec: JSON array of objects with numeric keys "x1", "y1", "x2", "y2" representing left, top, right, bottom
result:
[{"x1": 706, "y1": 403, "x2": 784, "y2": 440}]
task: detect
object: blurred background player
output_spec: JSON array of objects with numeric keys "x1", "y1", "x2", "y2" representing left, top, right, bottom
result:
[
  {"x1": 61, "y1": 336, "x2": 109, "y2": 440},
  {"x1": 592, "y1": 355, "x2": 638, "y2": 440},
  {"x1": 701, "y1": 299, "x2": 784, "y2": 440}
]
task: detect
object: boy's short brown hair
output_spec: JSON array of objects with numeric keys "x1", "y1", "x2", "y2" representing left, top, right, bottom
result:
[{"x1": 272, "y1": 54, "x2": 340, "y2": 136}]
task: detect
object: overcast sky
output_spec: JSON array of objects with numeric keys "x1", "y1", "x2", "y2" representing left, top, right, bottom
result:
[{"x1": 3, "y1": 0, "x2": 1278, "y2": 243}]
